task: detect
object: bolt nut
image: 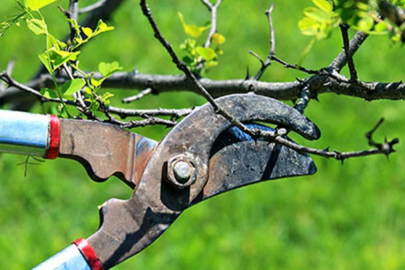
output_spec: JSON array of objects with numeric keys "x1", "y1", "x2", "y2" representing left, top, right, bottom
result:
[
  {"x1": 166, "y1": 155, "x2": 196, "y2": 188},
  {"x1": 173, "y1": 161, "x2": 192, "y2": 183}
]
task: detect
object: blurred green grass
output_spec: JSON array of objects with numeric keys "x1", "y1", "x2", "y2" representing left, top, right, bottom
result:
[{"x1": 1, "y1": 0, "x2": 405, "y2": 269}]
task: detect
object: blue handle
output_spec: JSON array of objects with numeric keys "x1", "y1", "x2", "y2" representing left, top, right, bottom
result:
[
  {"x1": 32, "y1": 244, "x2": 91, "y2": 270},
  {"x1": 0, "y1": 110, "x2": 51, "y2": 156}
]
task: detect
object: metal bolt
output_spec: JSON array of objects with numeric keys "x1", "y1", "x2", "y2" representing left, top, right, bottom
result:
[
  {"x1": 173, "y1": 161, "x2": 192, "y2": 183},
  {"x1": 165, "y1": 154, "x2": 197, "y2": 188}
]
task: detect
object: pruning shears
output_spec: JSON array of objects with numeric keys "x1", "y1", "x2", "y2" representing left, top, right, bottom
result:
[{"x1": 0, "y1": 94, "x2": 320, "y2": 269}]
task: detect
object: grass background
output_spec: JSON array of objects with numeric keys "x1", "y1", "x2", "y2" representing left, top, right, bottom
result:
[{"x1": 1, "y1": 0, "x2": 405, "y2": 269}]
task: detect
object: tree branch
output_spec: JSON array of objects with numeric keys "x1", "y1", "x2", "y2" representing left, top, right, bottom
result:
[
  {"x1": 266, "y1": 4, "x2": 276, "y2": 56},
  {"x1": 0, "y1": 72, "x2": 180, "y2": 128},
  {"x1": 0, "y1": 59, "x2": 15, "y2": 94},
  {"x1": 201, "y1": 0, "x2": 223, "y2": 48},
  {"x1": 79, "y1": 0, "x2": 108, "y2": 14},
  {"x1": 3, "y1": 69, "x2": 405, "y2": 106},
  {"x1": 138, "y1": 0, "x2": 399, "y2": 162},
  {"x1": 329, "y1": 31, "x2": 368, "y2": 72},
  {"x1": 339, "y1": 24, "x2": 358, "y2": 81},
  {"x1": 122, "y1": 87, "x2": 153, "y2": 103},
  {"x1": 107, "y1": 106, "x2": 196, "y2": 118},
  {"x1": 250, "y1": 5, "x2": 275, "y2": 81}
]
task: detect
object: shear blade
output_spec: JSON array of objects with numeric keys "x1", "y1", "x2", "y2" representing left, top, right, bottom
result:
[
  {"x1": 87, "y1": 94, "x2": 320, "y2": 269},
  {"x1": 200, "y1": 124, "x2": 317, "y2": 201}
]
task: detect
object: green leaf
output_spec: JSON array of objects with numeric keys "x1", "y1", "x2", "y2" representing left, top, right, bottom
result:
[
  {"x1": 25, "y1": 0, "x2": 59, "y2": 10},
  {"x1": 47, "y1": 49, "x2": 80, "y2": 70},
  {"x1": 178, "y1": 12, "x2": 209, "y2": 38},
  {"x1": 61, "y1": 79, "x2": 85, "y2": 96},
  {"x1": 91, "y1": 78, "x2": 103, "y2": 88},
  {"x1": 356, "y1": 16, "x2": 374, "y2": 32},
  {"x1": 182, "y1": 56, "x2": 194, "y2": 66},
  {"x1": 187, "y1": 25, "x2": 208, "y2": 38},
  {"x1": 38, "y1": 52, "x2": 53, "y2": 74},
  {"x1": 196, "y1": 47, "x2": 216, "y2": 61},
  {"x1": 212, "y1": 33, "x2": 226, "y2": 45},
  {"x1": 98, "y1": 61, "x2": 123, "y2": 77},
  {"x1": 40, "y1": 88, "x2": 57, "y2": 99},
  {"x1": 355, "y1": 2, "x2": 370, "y2": 12},
  {"x1": 82, "y1": 27, "x2": 93, "y2": 38},
  {"x1": 374, "y1": 21, "x2": 388, "y2": 33},
  {"x1": 312, "y1": 0, "x2": 333, "y2": 12},
  {"x1": 47, "y1": 34, "x2": 60, "y2": 50},
  {"x1": 178, "y1": 12, "x2": 188, "y2": 32},
  {"x1": 304, "y1": 7, "x2": 332, "y2": 22},
  {"x1": 84, "y1": 87, "x2": 93, "y2": 95},
  {"x1": 89, "y1": 100, "x2": 100, "y2": 111},
  {"x1": 298, "y1": 17, "x2": 319, "y2": 36},
  {"x1": 93, "y1": 20, "x2": 114, "y2": 36},
  {"x1": 26, "y1": 18, "x2": 47, "y2": 35},
  {"x1": 100, "y1": 92, "x2": 114, "y2": 105},
  {"x1": 206, "y1": 61, "x2": 218, "y2": 68}
]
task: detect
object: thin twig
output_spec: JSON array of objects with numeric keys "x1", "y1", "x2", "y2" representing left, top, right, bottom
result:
[
  {"x1": 107, "y1": 106, "x2": 197, "y2": 118},
  {"x1": 99, "y1": 101, "x2": 177, "y2": 127},
  {"x1": 59, "y1": 0, "x2": 80, "y2": 44},
  {"x1": 272, "y1": 56, "x2": 319, "y2": 74},
  {"x1": 329, "y1": 31, "x2": 368, "y2": 71},
  {"x1": 79, "y1": 0, "x2": 107, "y2": 14},
  {"x1": 274, "y1": 119, "x2": 398, "y2": 161},
  {"x1": 0, "y1": 72, "x2": 46, "y2": 100},
  {"x1": 365, "y1": 118, "x2": 399, "y2": 158},
  {"x1": 249, "y1": 50, "x2": 271, "y2": 81},
  {"x1": 339, "y1": 24, "x2": 358, "y2": 81},
  {"x1": 251, "y1": 5, "x2": 320, "y2": 80},
  {"x1": 120, "y1": 117, "x2": 177, "y2": 128},
  {"x1": 250, "y1": 5, "x2": 275, "y2": 81},
  {"x1": 0, "y1": 59, "x2": 16, "y2": 93},
  {"x1": 266, "y1": 4, "x2": 275, "y2": 56},
  {"x1": 122, "y1": 88, "x2": 153, "y2": 103},
  {"x1": 201, "y1": 0, "x2": 223, "y2": 48},
  {"x1": 62, "y1": 63, "x2": 87, "y2": 110}
]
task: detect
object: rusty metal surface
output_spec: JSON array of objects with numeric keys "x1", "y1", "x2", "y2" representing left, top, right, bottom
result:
[
  {"x1": 59, "y1": 119, "x2": 157, "y2": 188},
  {"x1": 87, "y1": 94, "x2": 320, "y2": 269}
]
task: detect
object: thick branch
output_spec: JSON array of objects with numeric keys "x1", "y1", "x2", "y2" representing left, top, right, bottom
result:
[
  {"x1": 3, "y1": 70, "x2": 405, "y2": 106},
  {"x1": 326, "y1": 79, "x2": 405, "y2": 100}
]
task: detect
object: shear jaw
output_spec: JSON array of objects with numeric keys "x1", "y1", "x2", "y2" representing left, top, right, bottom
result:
[{"x1": 88, "y1": 94, "x2": 320, "y2": 269}]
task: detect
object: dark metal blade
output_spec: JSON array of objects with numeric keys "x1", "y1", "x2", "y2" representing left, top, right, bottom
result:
[
  {"x1": 200, "y1": 123, "x2": 316, "y2": 200},
  {"x1": 201, "y1": 140, "x2": 316, "y2": 201}
]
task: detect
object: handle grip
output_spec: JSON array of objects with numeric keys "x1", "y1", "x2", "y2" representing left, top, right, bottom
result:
[{"x1": 0, "y1": 110, "x2": 60, "y2": 159}]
